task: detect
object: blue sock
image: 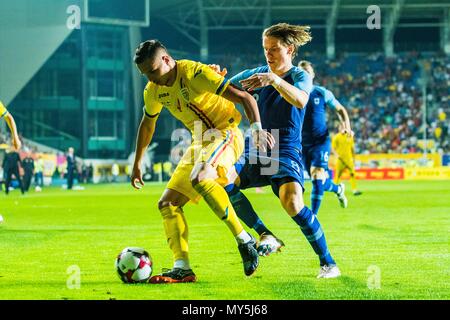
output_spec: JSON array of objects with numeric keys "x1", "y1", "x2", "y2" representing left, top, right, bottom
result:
[
  {"x1": 311, "y1": 179, "x2": 324, "y2": 215},
  {"x1": 292, "y1": 206, "x2": 336, "y2": 266},
  {"x1": 226, "y1": 185, "x2": 271, "y2": 236},
  {"x1": 323, "y1": 178, "x2": 339, "y2": 193}
]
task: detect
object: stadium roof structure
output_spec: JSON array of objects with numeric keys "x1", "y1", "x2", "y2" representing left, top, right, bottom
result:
[{"x1": 153, "y1": 0, "x2": 450, "y2": 58}]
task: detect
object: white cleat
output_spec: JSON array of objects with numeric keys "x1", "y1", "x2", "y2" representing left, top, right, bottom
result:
[
  {"x1": 317, "y1": 265, "x2": 341, "y2": 279},
  {"x1": 336, "y1": 183, "x2": 348, "y2": 208},
  {"x1": 257, "y1": 233, "x2": 285, "y2": 256}
]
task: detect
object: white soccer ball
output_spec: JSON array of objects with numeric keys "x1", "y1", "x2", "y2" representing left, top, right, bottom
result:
[
  {"x1": 35, "y1": 186, "x2": 42, "y2": 192},
  {"x1": 115, "y1": 247, "x2": 153, "y2": 283},
  {"x1": 0, "y1": 215, "x2": 3, "y2": 223}
]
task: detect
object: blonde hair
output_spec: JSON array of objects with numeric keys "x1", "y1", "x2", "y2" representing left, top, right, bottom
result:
[{"x1": 263, "y1": 23, "x2": 312, "y2": 59}]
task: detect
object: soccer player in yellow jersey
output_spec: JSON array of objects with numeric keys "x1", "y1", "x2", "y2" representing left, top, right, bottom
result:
[
  {"x1": 332, "y1": 124, "x2": 362, "y2": 196},
  {"x1": 130, "y1": 40, "x2": 274, "y2": 283},
  {"x1": 0, "y1": 100, "x2": 21, "y2": 150}
]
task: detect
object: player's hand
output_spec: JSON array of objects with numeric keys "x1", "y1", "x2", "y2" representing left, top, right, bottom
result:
[
  {"x1": 342, "y1": 128, "x2": 354, "y2": 138},
  {"x1": 208, "y1": 64, "x2": 228, "y2": 77},
  {"x1": 12, "y1": 136, "x2": 22, "y2": 150},
  {"x1": 240, "y1": 73, "x2": 277, "y2": 91},
  {"x1": 252, "y1": 129, "x2": 276, "y2": 152},
  {"x1": 131, "y1": 165, "x2": 145, "y2": 190}
]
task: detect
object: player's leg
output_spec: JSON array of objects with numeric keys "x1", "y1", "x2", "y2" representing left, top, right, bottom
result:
[
  {"x1": 191, "y1": 161, "x2": 259, "y2": 276},
  {"x1": 347, "y1": 162, "x2": 362, "y2": 196},
  {"x1": 149, "y1": 188, "x2": 196, "y2": 284},
  {"x1": 334, "y1": 158, "x2": 345, "y2": 184},
  {"x1": 191, "y1": 128, "x2": 258, "y2": 276},
  {"x1": 225, "y1": 164, "x2": 284, "y2": 256},
  {"x1": 272, "y1": 165, "x2": 340, "y2": 278}
]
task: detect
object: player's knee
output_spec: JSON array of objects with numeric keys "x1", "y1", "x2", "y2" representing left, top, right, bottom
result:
[
  {"x1": 281, "y1": 194, "x2": 304, "y2": 216},
  {"x1": 311, "y1": 167, "x2": 326, "y2": 180},
  {"x1": 158, "y1": 199, "x2": 182, "y2": 210},
  {"x1": 158, "y1": 199, "x2": 171, "y2": 210}
]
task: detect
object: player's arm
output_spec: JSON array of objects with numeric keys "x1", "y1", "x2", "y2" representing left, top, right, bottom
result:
[
  {"x1": 131, "y1": 87, "x2": 162, "y2": 189},
  {"x1": 3, "y1": 112, "x2": 22, "y2": 150},
  {"x1": 239, "y1": 69, "x2": 312, "y2": 109},
  {"x1": 222, "y1": 84, "x2": 275, "y2": 150},
  {"x1": 198, "y1": 64, "x2": 275, "y2": 150},
  {"x1": 324, "y1": 88, "x2": 352, "y2": 136},
  {"x1": 335, "y1": 103, "x2": 352, "y2": 136}
]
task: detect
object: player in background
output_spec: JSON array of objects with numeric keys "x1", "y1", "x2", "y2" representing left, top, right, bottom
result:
[
  {"x1": 0, "y1": 100, "x2": 22, "y2": 150},
  {"x1": 130, "y1": 40, "x2": 274, "y2": 283},
  {"x1": 299, "y1": 60, "x2": 351, "y2": 214},
  {"x1": 223, "y1": 23, "x2": 341, "y2": 278},
  {"x1": 332, "y1": 123, "x2": 362, "y2": 196}
]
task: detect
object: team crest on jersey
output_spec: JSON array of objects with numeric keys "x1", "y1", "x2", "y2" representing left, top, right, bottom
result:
[
  {"x1": 314, "y1": 98, "x2": 320, "y2": 105},
  {"x1": 180, "y1": 88, "x2": 190, "y2": 102},
  {"x1": 252, "y1": 93, "x2": 259, "y2": 102}
]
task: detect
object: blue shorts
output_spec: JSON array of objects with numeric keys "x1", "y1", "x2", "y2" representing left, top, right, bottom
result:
[
  {"x1": 302, "y1": 137, "x2": 331, "y2": 173},
  {"x1": 234, "y1": 148, "x2": 305, "y2": 197}
]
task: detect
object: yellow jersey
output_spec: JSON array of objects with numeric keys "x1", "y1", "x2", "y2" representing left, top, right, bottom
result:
[
  {"x1": 332, "y1": 132, "x2": 354, "y2": 160},
  {"x1": 0, "y1": 100, "x2": 8, "y2": 118},
  {"x1": 143, "y1": 60, "x2": 241, "y2": 138}
]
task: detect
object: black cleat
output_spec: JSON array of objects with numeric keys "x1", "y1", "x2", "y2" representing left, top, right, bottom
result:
[{"x1": 238, "y1": 234, "x2": 259, "y2": 276}]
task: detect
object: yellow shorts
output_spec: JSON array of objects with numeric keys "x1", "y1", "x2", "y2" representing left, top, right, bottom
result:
[
  {"x1": 336, "y1": 157, "x2": 355, "y2": 175},
  {"x1": 167, "y1": 126, "x2": 244, "y2": 203}
]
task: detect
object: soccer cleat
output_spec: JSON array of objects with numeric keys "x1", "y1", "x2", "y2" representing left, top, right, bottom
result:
[
  {"x1": 336, "y1": 183, "x2": 348, "y2": 208},
  {"x1": 149, "y1": 268, "x2": 197, "y2": 284},
  {"x1": 317, "y1": 264, "x2": 341, "y2": 279},
  {"x1": 238, "y1": 233, "x2": 259, "y2": 276},
  {"x1": 257, "y1": 233, "x2": 285, "y2": 256},
  {"x1": 353, "y1": 190, "x2": 363, "y2": 196}
]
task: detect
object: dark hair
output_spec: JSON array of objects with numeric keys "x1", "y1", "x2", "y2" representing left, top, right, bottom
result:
[{"x1": 134, "y1": 40, "x2": 167, "y2": 64}]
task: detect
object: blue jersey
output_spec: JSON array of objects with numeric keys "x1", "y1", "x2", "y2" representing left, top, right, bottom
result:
[
  {"x1": 302, "y1": 85, "x2": 340, "y2": 146},
  {"x1": 231, "y1": 65, "x2": 313, "y2": 151}
]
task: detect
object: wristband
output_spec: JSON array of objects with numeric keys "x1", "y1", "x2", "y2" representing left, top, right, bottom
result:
[
  {"x1": 250, "y1": 122, "x2": 262, "y2": 131},
  {"x1": 273, "y1": 76, "x2": 282, "y2": 87}
]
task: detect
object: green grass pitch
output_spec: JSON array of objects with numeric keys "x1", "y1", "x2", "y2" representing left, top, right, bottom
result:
[{"x1": 0, "y1": 180, "x2": 449, "y2": 300}]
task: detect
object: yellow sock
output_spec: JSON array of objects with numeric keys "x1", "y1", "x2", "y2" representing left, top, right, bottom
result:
[
  {"x1": 193, "y1": 179, "x2": 244, "y2": 236},
  {"x1": 160, "y1": 205, "x2": 189, "y2": 261},
  {"x1": 350, "y1": 173, "x2": 357, "y2": 191}
]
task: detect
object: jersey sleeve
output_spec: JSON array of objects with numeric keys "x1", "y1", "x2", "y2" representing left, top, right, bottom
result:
[
  {"x1": 190, "y1": 63, "x2": 230, "y2": 96},
  {"x1": 143, "y1": 86, "x2": 163, "y2": 118},
  {"x1": 230, "y1": 66, "x2": 268, "y2": 89},
  {"x1": 292, "y1": 69, "x2": 313, "y2": 96},
  {"x1": 324, "y1": 89, "x2": 340, "y2": 110},
  {"x1": 0, "y1": 100, "x2": 8, "y2": 118}
]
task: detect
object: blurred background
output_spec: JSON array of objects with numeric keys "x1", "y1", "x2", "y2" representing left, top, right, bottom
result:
[{"x1": 0, "y1": 0, "x2": 448, "y2": 187}]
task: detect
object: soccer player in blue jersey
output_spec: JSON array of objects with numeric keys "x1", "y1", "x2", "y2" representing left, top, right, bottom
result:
[
  {"x1": 299, "y1": 60, "x2": 352, "y2": 215},
  {"x1": 223, "y1": 23, "x2": 340, "y2": 278}
]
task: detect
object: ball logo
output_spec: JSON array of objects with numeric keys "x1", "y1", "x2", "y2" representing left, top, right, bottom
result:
[{"x1": 314, "y1": 98, "x2": 320, "y2": 105}]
